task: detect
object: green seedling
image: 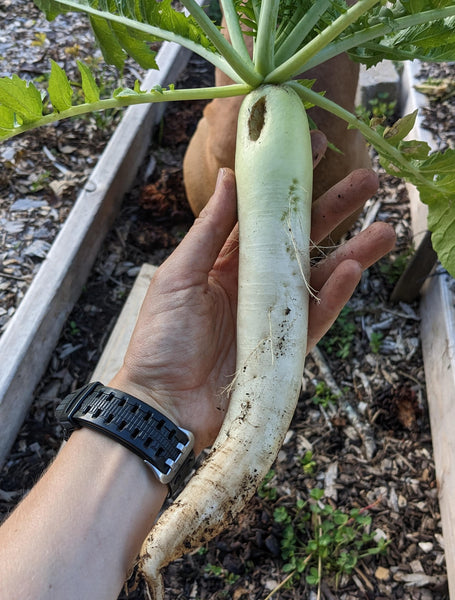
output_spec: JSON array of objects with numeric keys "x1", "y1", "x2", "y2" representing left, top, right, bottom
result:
[
  {"x1": 319, "y1": 306, "x2": 357, "y2": 359},
  {"x1": 357, "y1": 91, "x2": 397, "y2": 122},
  {"x1": 300, "y1": 450, "x2": 317, "y2": 476},
  {"x1": 379, "y1": 248, "x2": 415, "y2": 285},
  {"x1": 204, "y1": 563, "x2": 240, "y2": 585},
  {"x1": 258, "y1": 469, "x2": 278, "y2": 502},
  {"x1": 369, "y1": 330, "x2": 384, "y2": 354},
  {"x1": 312, "y1": 381, "x2": 339, "y2": 409},
  {"x1": 273, "y1": 488, "x2": 389, "y2": 591}
]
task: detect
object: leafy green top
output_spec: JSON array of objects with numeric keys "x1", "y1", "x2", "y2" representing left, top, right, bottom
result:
[{"x1": 1, "y1": 0, "x2": 455, "y2": 275}]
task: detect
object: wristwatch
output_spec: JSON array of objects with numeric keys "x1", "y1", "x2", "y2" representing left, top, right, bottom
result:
[{"x1": 55, "y1": 382, "x2": 196, "y2": 497}]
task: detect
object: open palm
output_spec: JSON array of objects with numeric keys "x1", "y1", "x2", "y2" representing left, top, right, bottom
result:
[{"x1": 111, "y1": 163, "x2": 394, "y2": 453}]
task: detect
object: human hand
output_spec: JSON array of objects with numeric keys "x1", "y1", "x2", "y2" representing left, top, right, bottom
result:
[{"x1": 111, "y1": 160, "x2": 395, "y2": 454}]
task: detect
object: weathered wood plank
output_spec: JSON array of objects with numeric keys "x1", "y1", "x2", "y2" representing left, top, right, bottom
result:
[
  {"x1": 0, "y1": 41, "x2": 192, "y2": 467},
  {"x1": 402, "y1": 59, "x2": 455, "y2": 595},
  {"x1": 420, "y1": 272, "x2": 455, "y2": 595},
  {"x1": 91, "y1": 264, "x2": 157, "y2": 385}
]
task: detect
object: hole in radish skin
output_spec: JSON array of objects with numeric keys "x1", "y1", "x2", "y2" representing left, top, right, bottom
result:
[{"x1": 248, "y1": 96, "x2": 266, "y2": 141}]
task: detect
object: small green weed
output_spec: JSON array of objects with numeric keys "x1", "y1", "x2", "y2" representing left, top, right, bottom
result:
[
  {"x1": 273, "y1": 488, "x2": 389, "y2": 590},
  {"x1": 68, "y1": 320, "x2": 80, "y2": 337},
  {"x1": 368, "y1": 92, "x2": 397, "y2": 119},
  {"x1": 258, "y1": 469, "x2": 278, "y2": 501},
  {"x1": 204, "y1": 563, "x2": 240, "y2": 585},
  {"x1": 300, "y1": 451, "x2": 317, "y2": 476},
  {"x1": 30, "y1": 170, "x2": 51, "y2": 191},
  {"x1": 369, "y1": 331, "x2": 384, "y2": 354},
  {"x1": 319, "y1": 306, "x2": 356, "y2": 359},
  {"x1": 378, "y1": 249, "x2": 413, "y2": 285},
  {"x1": 312, "y1": 381, "x2": 339, "y2": 409},
  {"x1": 356, "y1": 91, "x2": 397, "y2": 122}
]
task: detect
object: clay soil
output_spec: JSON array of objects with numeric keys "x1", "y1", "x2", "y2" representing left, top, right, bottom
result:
[{"x1": 0, "y1": 26, "x2": 451, "y2": 600}]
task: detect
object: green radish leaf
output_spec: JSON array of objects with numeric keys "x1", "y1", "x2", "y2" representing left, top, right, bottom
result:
[
  {"x1": 33, "y1": 0, "x2": 68, "y2": 19},
  {"x1": 427, "y1": 195, "x2": 455, "y2": 277},
  {"x1": 0, "y1": 75, "x2": 43, "y2": 123},
  {"x1": 0, "y1": 105, "x2": 15, "y2": 131},
  {"x1": 34, "y1": 0, "x2": 215, "y2": 72},
  {"x1": 383, "y1": 110, "x2": 418, "y2": 145},
  {"x1": 375, "y1": 134, "x2": 455, "y2": 276},
  {"x1": 89, "y1": 15, "x2": 127, "y2": 70},
  {"x1": 392, "y1": 16, "x2": 455, "y2": 49},
  {"x1": 77, "y1": 61, "x2": 100, "y2": 103},
  {"x1": 109, "y1": 22, "x2": 159, "y2": 70},
  {"x1": 48, "y1": 59, "x2": 73, "y2": 112},
  {"x1": 398, "y1": 139, "x2": 433, "y2": 160}
]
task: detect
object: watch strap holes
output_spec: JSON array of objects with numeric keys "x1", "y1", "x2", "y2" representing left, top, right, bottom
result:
[
  {"x1": 118, "y1": 420, "x2": 127, "y2": 431},
  {"x1": 105, "y1": 413, "x2": 114, "y2": 424},
  {"x1": 132, "y1": 427, "x2": 140, "y2": 439},
  {"x1": 130, "y1": 404, "x2": 138, "y2": 413},
  {"x1": 92, "y1": 408, "x2": 102, "y2": 418},
  {"x1": 156, "y1": 419, "x2": 164, "y2": 430},
  {"x1": 143, "y1": 411, "x2": 151, "y2": 421},
  {"x1": 144, "y1": 437, "x2": 152, "y2": 448}
]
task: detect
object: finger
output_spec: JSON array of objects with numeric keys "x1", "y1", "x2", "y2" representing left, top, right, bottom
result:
[
  {"x1": 213, "y1": 221, "x2": 239, "y2": 282},
  {"x1": 310, "y1": 169, "x2": 379, "y2": 245},
  {"x1": 171, "y1": 168, "x2": 237, "y2": 277},
  {"x1": 218, "y1": 222, "x2": 239, "y2": 260},
  {"x1": 310, "y1": 130, "x2": 327, "y2": 169},
  {"x1": 306, "y1": 260, "x2": 363, "y2": 353},
  {"x1": 310, "y1": 221, "x2": 396, "y2": 291}
]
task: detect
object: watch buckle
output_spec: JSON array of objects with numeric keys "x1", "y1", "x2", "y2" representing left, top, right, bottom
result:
[{"x1": 144, "y1": 427, "x2": 195, "y2": 485}]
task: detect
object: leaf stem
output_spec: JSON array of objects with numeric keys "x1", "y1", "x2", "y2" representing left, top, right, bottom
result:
[
  {"x1": 264, "y1": 0, "x2": 381, "y2": 83},
  {"x1": 274, "y1": 3, "x2": 307, "y2": 51},
  {"x1": 253, "y1": 0, "x2": 280, "y2": 75},
  {"x1": 219, "y1": 0, "x2": 251, "y2": 64},
  {"x1": 180, "y1": 0, "x2": 262, "y2": 85},
  {"x1": 0, "y1": 83, "x2": 251, "y2": 142},
  {"x1": 40, "y1": 0, "x2": 256, "y2": 85},
  {"x1": 299, "y1": 6, "x2": 455, "y2": 72},
  {"x1": 287, "y1": 81, "x2": 436, "y2": 192},
  {"x1": 274, "y1": 0, "x2": 332, "y2": 66}
]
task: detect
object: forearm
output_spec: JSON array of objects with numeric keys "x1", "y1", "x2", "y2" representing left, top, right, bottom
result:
[{"x1": 0, "y1": 427, "x2": 167, "y2": 600}]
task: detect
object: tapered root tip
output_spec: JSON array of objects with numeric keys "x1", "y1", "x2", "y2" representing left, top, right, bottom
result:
[{"x1": 142, "y1": 571, "x2": 164, "y2": 600}]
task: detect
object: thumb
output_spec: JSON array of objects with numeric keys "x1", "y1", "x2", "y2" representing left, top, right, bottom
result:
[{"x1": 169, "y1": 168, "x2": 238, "y2": 277}]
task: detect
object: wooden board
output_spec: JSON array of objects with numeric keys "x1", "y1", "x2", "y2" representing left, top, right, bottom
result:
[
  {"x1": 0, "y1": 40, "x2": 194, "y2": 467},
  {"x1": 91, "y1": 264, "x2": 157, "y2": 385},
  {"x1": 402, "y1": 59, "x2": 455, "y2": 595}
]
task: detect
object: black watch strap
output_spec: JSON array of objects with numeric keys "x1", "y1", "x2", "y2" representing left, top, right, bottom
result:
[{"x1": 55, "y1": 382, "x2": 195, "y2": 497}]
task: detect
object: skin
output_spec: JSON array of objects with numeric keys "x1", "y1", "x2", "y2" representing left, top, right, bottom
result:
[{"x1": 0, "y1": 166, "x2": 395, "y2": 600}]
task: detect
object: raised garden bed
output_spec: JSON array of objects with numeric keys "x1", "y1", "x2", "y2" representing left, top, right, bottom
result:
[
  {"x1": 0, "y1": 9, "x2": 453, "y2": 599},
  {"x1": 0, "y1": 0, "x2": 203, "y2": 467},
  {"x1": 401, "y1": 59, "x2": 455, "y2": 597}
]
